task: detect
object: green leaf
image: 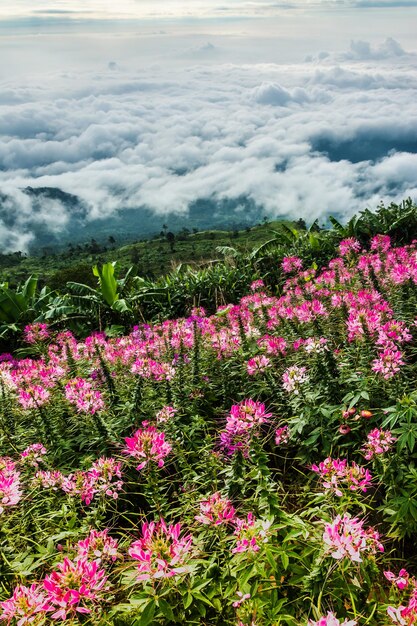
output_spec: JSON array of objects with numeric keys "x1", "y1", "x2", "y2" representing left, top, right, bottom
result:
[
  {"x1": 281, "y1": 551, "x2": 289, "y2": 570},
  {"x1": 158, "y1": 599, "x2": 175, "y2": 621},
  {"x1": 138, "y1": 600, "x2": 155, "y2": 626}
]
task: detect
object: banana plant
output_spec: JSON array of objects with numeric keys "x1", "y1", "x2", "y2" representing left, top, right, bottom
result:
[{"x1": 0, "y1": 277, "x2": 56, "y2": 339}]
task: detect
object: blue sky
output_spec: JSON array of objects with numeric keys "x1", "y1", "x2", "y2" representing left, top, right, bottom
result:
[{"x1": 0, "y1": 1, "x2": 416, "y2": 250}]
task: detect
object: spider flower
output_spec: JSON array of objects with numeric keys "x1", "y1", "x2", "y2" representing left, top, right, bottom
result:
[
  {"x1": 128, "y1": 519, "x2": 193, "y2": 581},
  {"x1": 123, "y1": 424, "x2": 172, "y2": 471}
]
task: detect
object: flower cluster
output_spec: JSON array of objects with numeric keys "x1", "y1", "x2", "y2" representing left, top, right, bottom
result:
[
  {"x1": 282, "y1": 365, "x2": 308, "y2": 394},
  {"x1": 275, "y1": 425, "x2": 290, "y2": 445},
  {"x1": 220, "y1": 399, "x2": 272, "y2": 456},
  {"x1": 65, "y1": 378, "x2": 105, "y2": 414},
  {"x1": 34, "y1": 457, "x2": 123, "y2": 506},
  {"x1": 20, "y1": 443, "x2": 47, "y2": 468},
  {"x1": 308, "y1": 613, "x2": 357, "y2": 626},
  {"x1": 232, "y1": 513, "x2": 271, "y2": 554},
  {"x1": 311, "y1": 457, "x2": 373, "y2": 497},
  {"x1": 246, "y1": 355, "x2": 271, "y2": 376},
  {"x1": 323, "y1": 513, "x2": 384, "y2": 562},
  {"x1": 362, "y1": 428, "x2": 396, "y2": 460},
  {"x1": 131, "y1": 358, "x2": 175, "y2": 381},
  {"x1": 281, "y1": 256, "x2": 303, "y2": 273},
  {"x1": 128, "y1": 519, "x2": 193, "y2": 580},
  {"x1": 156, "y1": 405, "x2": 177, "y2": 423},
  {"x1": 123, "y1": 423, "x2": 172, "y2": 470},
  {"x1": 0, "y1": 457, "x2": 22, "y2": 515},
  {"x1": 43, "y1": 557, "x2": 109, "y2": 620},
  {"x1": 76, "y1": 529, "x2": 119, "y2": 563},
  {"x1": 195, "y1": 492, "x2": 236, "y2": 526},
  {"x1": 24, "y1": 322, "x2": 50, "y2": 344}
]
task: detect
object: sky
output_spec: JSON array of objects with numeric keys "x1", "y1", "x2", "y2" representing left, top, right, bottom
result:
[{"x1": 1, "y1": 1, "x2": 417, "y2": 251}]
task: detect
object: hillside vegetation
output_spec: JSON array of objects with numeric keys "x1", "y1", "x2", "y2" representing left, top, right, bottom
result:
[{"x1": 2, "y1": 198, "x2": 417, "y2": 625}]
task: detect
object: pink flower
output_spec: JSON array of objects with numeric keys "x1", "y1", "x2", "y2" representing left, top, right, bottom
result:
[
  {"x1": 371, "y1": 234, "x2": 391, "y2": 253},
  {"x1": 250, "y1": 279, "x2": 265, "y2": 292},
  {"x1": 282, "y1": 366, "x2": 308, "y2": 394},
  {"x1": 0, "y1": 460, "x2": 22, "y2": 515},
  {"x1": 0, "y1": 584, "x2": 50, "y2": 625},
  {"x1": 339, "y1": 238, "x2": 361, "y2": 257},
  {"x1": 156, "y1": 405, "x2": 177, "y2": 423},
  {"x1": 195, "y1": 492, "x2": 236, "y2": 526},
  {"x1": 323, "y1": 513, "x2": 384, "y2": 562},
  {"x1": 281, "y1": 256, "x2": 303, "y2": 273},
  {"x1": 312, "y1": 458, "x2": 372, "y2": 497},
  {"x1": 65, "y1": 378, "x2": 105, "y2": 414},
  {"x1": 275, "y1": 426, "x2": 290, "y2": 445},
  {"x1": 308, "y1": 612, "x2": 357, "y2": 626},
  {"x1": 24, "y1": 323, "x2": 50, "y2": 344},
  {"x1": 220, "y1": 399, "x2": 272, "y2": 456},
  {"x1": 362, "y1": 428, "x2": 396, "y2": 460},
  {"x1": 128, "y1": 519, "x2": 193, "y2": 580},
  {"x1": 123, "y1": 424, "x2": 172, "y2": 471},
  {"x1": 232, "y1": 512, "x2": 271, "y2": 553},
  {"x1": 20, "y1": 443, "x2": 47, "y2": 468},
  {"x1": 43, "y1": 557, "x2": 109, "y2": 620},
  {"x1": 33, "y1": 470, "x2": 64, "y2": 490},
  {"x1": 18, "y1": 385, "x2": 50, "y2": 410},
  {"x1": 233, "y1": 591, "x2": 251, "y2": 608},
  {"x1": 384, "y1": 569, "x2": 410, "y2": 590},
  {"x1": 76, "y1": 529, "x2": 119, "y2": 563},
  {"x1": 371, "y1": 347, "x2": 404, "y2": 379},
  {"x1": 247, "y1": 355, "x2": 271, "y2": 376}
]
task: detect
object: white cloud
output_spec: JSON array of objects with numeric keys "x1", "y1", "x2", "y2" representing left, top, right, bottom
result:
[{"x1": 0, "y1": 35, "x2": 417, "y2": 251}]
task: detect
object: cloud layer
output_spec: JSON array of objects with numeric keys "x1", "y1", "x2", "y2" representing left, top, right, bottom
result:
[{"x1": 0, "y1": 35, "x2": 417, "y2": 251}]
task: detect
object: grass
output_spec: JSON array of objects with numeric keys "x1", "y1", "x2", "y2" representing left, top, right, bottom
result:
[{"x1": 0, "y1": 220, "x2": 290, "y2": 288}]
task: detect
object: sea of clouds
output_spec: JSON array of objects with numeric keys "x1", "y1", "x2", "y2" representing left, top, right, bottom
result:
[{"x1": 1, "y1": 30, "x2": 417, "y2": 251}]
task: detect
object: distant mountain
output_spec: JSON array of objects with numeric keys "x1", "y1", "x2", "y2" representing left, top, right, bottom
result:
[{"x1": 1, "y1": 186, "x2": 267, "y2": 252}]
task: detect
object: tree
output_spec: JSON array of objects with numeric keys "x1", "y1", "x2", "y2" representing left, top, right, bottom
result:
[{"x1": 166, "y1": 232, "x2": 176, "y2": 252}]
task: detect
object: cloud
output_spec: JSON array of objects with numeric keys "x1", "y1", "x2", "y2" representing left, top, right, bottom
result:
[
  {"x1": 342, "y1": 37, "x2": 406, "y2": 60},
  {"x1": 251, "y1": 82, "x2": 309, "y2": 105},
  {"x1": 1, "y1": 36, "x2": 417, "y2": 252}
]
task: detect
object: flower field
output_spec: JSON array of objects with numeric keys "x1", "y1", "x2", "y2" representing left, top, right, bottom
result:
[{"x1": 3, "y1": 234, "x2": 417, "y2": 624}]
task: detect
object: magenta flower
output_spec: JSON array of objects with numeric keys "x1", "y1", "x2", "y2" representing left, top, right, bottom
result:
[
  {"x1": 362, "y1": 428, "x2": 396, "y2": 460},
  {"x1": 20, "y1": 443, "x2": 47, "y2": 468},
  {"x1": 384, "y1": 569, "x2": 410, "y2": 591},
  {"x1": 220, "y1": 399, "x2": 272, "y2": 456},
  {"x1": 232, "y1": 513, "x2": 271, "y2": 553},
  {"x1": 76, "y1": 529, "x2": 119, "y2": 563},
  {"x1": 323, "y1": 513, "x2": 384, "y2": 562},
  {"x1": 338, "y1": 238, "x2": 361, "y2": 257},
  {"x1": 128, "y1": 519, "x2": 193, "y2": 580},
  {"x1": 195, "y1": 492, "x2": 236, "y2": 526},
  {"x1": 281, "y1": 256, "x2": 303, "y2": 273},
  {"x1": 0, "y1": 583, "x2": 50, "y2": 625},
  {"x1": 370, "y1": 234, "x2": 391, "y2": 253},
  {"x1": 246, "y1": 355, "x2": 271, "y2": 376},
  {"x1": 275, "y1": 426, "x2": 290, "y2": 445},
  {"x1": 123, "y1": 424, "x2": 172, "y2": 470},
  {"x1": 312, "y1": 457, "x2": 372, "y2": 497},
  {"x1": 18, "y1": 385, "x2": 50, "y2": 410},
  {"x1": 308, "y1": 613, "x2": 357, "y2": 626},
  {"x1": 65, "y1": 378, "x2": 105, "y2": 414},
  {"x1": 23, "y1": 323, "x2": 50, "y2": 344},
  {"x1": 43, "y1": 557, "x2": 109, "y2": 620},
  {"x1": 250, "y1": 279, "x2": 265, "y2": 292}
]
